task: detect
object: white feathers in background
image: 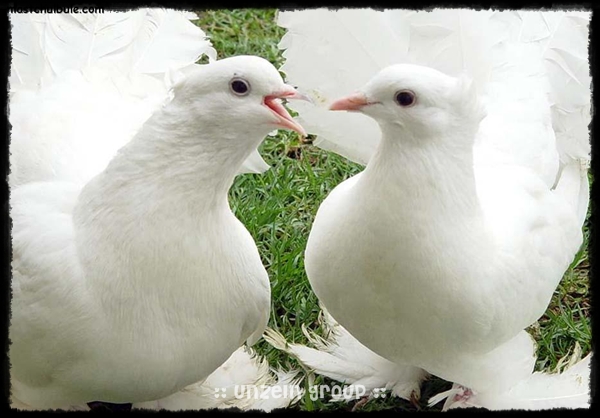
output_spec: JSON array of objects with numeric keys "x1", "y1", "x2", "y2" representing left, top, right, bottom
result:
[
  {"x1": 278, "y1": 9, "x2": 590, "y2": 168},
  {"x1": 9, "y1": 10, "x2": 215, "y2": 187},
  {"x1": 10, "y1": 10, "x2": 216, "y2": 88}
]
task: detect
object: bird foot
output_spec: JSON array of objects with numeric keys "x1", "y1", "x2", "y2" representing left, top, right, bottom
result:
[
  {"x1": 451, "y1": 386, "x2": 473, "y2": 403},
  {"x1": 409, "y1": 390, "x2": 421, "y2": 410},
  {"x1": 441, "y1": 385, "x2": 475, "y2": 410},
  {"x1": 351, "y1": 396, "x2": 370, "y2": 411}
]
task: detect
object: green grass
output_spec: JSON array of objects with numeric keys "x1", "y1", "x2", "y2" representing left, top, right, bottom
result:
[{"x1": 195, "y1": 9, "x2": 592, "y2": 412}]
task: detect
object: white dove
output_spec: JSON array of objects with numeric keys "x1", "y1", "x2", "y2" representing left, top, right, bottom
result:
[
  {"x1": 9, "y1": 10, "x2": 308, "y2": 410},
  {"x1": 277, "y1": 8, "x2": 591, "y2": 410}
]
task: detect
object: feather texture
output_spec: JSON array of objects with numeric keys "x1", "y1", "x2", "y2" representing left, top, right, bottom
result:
[
  {"x1": 10, "y1": 10, "x2": 216, "y2": 89},
  {"x1": 264, "y1": 308, "x2": 428, "y2": 402},
  {"x1": 132, "y1": 347, "x2": 304, "y2": 412},
  {"x1": 277, "y1": 9, "x2": 590, "y2": 170},
  {"x1": 429, "y1": 345, "x2": 591, "y2": 410}
]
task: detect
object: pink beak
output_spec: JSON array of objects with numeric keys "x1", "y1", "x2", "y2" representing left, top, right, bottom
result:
[
  {"x1": 264, "y1": 86, "x2": 310, "y2": 137},
  {"x1": 329, "y1": 92, "x2": 369, "y2": 112}
]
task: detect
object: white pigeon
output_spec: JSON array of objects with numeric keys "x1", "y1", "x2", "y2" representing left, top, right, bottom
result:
[
  {"x1": 9, "y1": 9, "x2": 308, "y2": 410},
  {"x1": 276, "y1": 8, "x2": 591, "y2": 410}
]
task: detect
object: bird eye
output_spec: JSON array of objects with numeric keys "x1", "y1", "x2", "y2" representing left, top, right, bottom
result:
[
  {"x1": 394, "y1": 90, "x2": 416, "y2": 107},
  {"x1": 230, "y1": 78, "x2": 251, "y2": 96}
]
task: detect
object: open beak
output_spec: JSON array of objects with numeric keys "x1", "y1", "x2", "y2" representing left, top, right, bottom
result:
[
  {"x1": 264, "y1": 86, "x2": 310, "y2": 137},
  {"x1": 329, "y1": 92, "x2": 370, "y2": 112}
]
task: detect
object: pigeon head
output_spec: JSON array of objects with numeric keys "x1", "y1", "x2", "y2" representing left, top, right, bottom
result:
[
  {"x1": 171, "y1": 55, "x2": 307, "y2": 138},
  {"x1": 329, "y1": 64, "x2": 485, "y2": 143}
]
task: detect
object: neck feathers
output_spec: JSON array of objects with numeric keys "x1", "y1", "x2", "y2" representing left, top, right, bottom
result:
[{"x1": 366, "y1": 121, "x2": 482, "y2": 218}]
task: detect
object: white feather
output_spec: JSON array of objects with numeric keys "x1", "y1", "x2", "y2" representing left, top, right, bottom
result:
[
  {"x1": 12, "y1": 10, "x2": 217, "y2": 84},
  {"x1": 430, "y1": 346, "x2": 591, "y2": 410},
  {"x1": 263, "y1": 308, "x2": 428, "y2": 402},
  {"x1": 9, "y1": 13, "x2": 50, "y2": 88},
  {"x1": 132, "y1": 347, "x2": 304, "y2": 412},
  {"x1": 277, "y1": 9, "x2": 590, "y2": 171}
]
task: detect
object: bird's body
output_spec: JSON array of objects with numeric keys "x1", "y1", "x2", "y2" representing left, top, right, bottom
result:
[
  {"x1": 11, "y1": 179, "x2": 270, "y2": 406},
  {"x1": 278, "y1": 8, "x2": 591, "y2": 407},
  {"x1": 306, "y1": 114, "x2": 581, "y2": 392},
  {"x1": 10, "y1": 10, "x2": 306, "y2": 409}
]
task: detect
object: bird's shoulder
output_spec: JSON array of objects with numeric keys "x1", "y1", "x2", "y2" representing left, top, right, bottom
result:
[
  {"x1": 475, "y1": 163, "x2": 580, "y2": 266},
  {"x1": 316, "y1": 172, "x2": 364, "y2": 216}
]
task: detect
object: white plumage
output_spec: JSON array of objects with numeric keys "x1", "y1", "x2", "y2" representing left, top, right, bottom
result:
[
  {"x1": 132, "y1": 346, "x2": 304, "y2": 412},
  {"x1": 264, "y1": 309, "x2": 428, "y2": 402},
  {"x1": 276, "y1": 8, "x2": 591, "y2": 410},
  {"x1": 9, "y1": 9, "x2": 307, "y2": 410}
]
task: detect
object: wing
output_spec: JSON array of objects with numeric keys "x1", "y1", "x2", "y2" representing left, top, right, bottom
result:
[{"x1": 10, "y1": 182, "x2": 92, "y2": 395}]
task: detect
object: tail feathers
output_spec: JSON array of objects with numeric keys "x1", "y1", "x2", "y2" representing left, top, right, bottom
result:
[
  {"x1": 541, "y1": 12, "x2": 591, "y2": 167},
  {"x1": 9, "y1": 13, "x2": 52, "y2": 89},
  {"x1": 277, "y1": 9, "x2": 590, "y2": 171},
  {"x1": 132, "y1": 346, "x2": 303, "y2": 412},
  {"x1": 430, "y1": 346, "x2": 592, "y2": 411},
  {"x1": 9, "y1": 9, "x2": 216, "y2": 91},
  {"x1": 276, "y1": 9, "x2": 540, "y2": 166},
  {"x1": 263, "y1": 309, "x2": 427, "y2": 402},
  {"x1": 243, "y1": 371, "x2": 304, "y2": 412},
  {"x1": 553, "y1": 159, "x2": 590, "y2": 228},
  {"x1": 541, "y1": 11, "x2": 590, "y2": 227}
]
